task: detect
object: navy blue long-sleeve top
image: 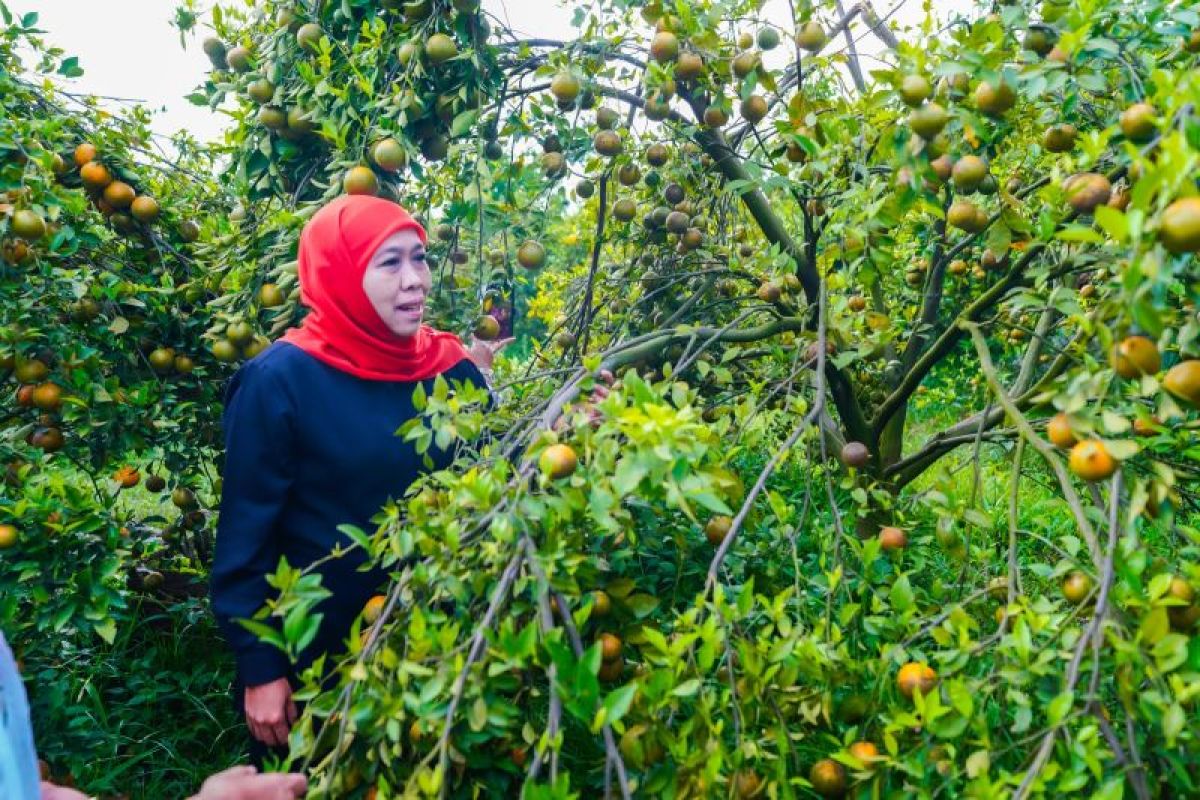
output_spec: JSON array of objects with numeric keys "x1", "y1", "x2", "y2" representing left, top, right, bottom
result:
[{"x1": 211, "y1": 340, "x2": 488, "y2": 687}]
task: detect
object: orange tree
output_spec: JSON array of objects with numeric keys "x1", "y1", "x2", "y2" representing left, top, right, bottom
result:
[
  {"x1": 179, "y1": 0, "x2": 1200, "y2": 796},
  {"x1": 0, "y1": 4, "x2": 246, "y2": 794}
]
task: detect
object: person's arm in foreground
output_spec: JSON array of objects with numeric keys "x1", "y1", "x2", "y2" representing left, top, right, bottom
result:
[{"x1": 211, "y1": 361, "x2": 299, "y2": 747}]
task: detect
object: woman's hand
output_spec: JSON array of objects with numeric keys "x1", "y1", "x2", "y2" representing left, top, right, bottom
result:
[
  {"x1": 189, "y1": 765, "x2": 307, "y2": 800},
  {"x1": 244, "y1": 678, "x2": 297, "y2": 747},
  {"x1": 466, "y1": 336, "x2": 515, "y2": 374}
]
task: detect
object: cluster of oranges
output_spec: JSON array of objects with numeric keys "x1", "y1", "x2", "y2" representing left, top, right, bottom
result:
[
  {"x1": 1044, "y1": 335, "x2": 1200, "y2": 483},
  {"x1": 71, "y1": 143, "x2": 163, "y2": 235}
]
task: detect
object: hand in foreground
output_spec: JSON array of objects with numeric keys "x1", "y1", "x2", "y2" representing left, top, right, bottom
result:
[
  {"x1": 41, "y1": 782, "x2": 89, "y2": 800},
  {"x1": 244, "y1": 677, "x2": 297, "y2": 747},
  {"x1": 466, "y1": 336, "x2": 515, "y2": 372},
  {"x1": 189, "y1": 765, "x2": 307, "y2": 800}
]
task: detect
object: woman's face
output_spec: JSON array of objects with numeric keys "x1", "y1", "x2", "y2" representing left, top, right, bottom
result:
[{"x1": 361, "y1": 229, "x2": 431, "y2": 338}]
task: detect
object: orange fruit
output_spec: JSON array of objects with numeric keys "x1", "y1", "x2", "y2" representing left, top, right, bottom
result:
[
  {"x1": 740, "y1": 95, "x2": 768, "y2": 124},
  {"x1": 676, "y1": 52, "x2": 704, "y2": 81},
  {"x1": 14, "y1": 358, "x2": 48, "y2": 383},
  {"x1": 704, "y1": 515, "x2": 733, "y2": 545},
  {"x1": 896, "y1": 661, "x2": 938, "y2": 698},
  {"x1": 591, "y1": 590, "x2": 611, "y2": 618},
  {"x1": 1167, "y1": 577, "x2": 1200, "y2": 631},
  {"x1": 733, "y1": 768, "x2": 763, "y2": 798},
  {"x1": 517, "y1": 240, "x2": 545, "y2": 269},
  {"x1": 538, "y1": 443, "x2": 577, "y2": 479},
  {"x1": 951, "y1": 155, "x2": 988, "y2": 192},
  {"x1": 947, "y1": 199, "x2": 985, "y2": 232},
  {"x1": 0, "y1": 523, "x2": 17, "y2": 549},
  {"x1": 550, "y1": 72, "x2": 581, "y2": 102},
  {"x1": 1163, "y1": 360, "x2": 1200, "y2": 406},
  {"x1": 1046, "y1": 412, "x2": 1077, "y2": 448},
  {"x1": 598, "y1": 632, "x2": 622, "y2": 661},
  {"x1": 247, "y1": 79, "x2": 275, "y2": 104},
  {"x1": 371, "y1": 138, "x2": 407, "y2": 172},
  {"x1": 1061, "y1": 570, "x2": 1092, "y2": 603},
  {"x1": 171, "y1": 487, "x2": 197, "y2": 510},
  {"x1": 898, "y1": 74, "x2": 931, "y2": 106},
  {"x1": 363, "y1": 594, "x2": 387, "y2": 624},
  {"x1": 1131, "y1": 415, "x2": 1160, "y2": 436},
  {"x1": 1043, "y1": 123, "x2": 1077, "y2": 153},
  {"x1": 30, "y1": 427, "x2": 64, "y2": 452},
  {"x1": 296, "y1": 22, "x2": 323, "y2": 51},
  {"x1": 1063, "y1": 172, "x2": 1111, "y2": 214},
  {"x1": 594, "y1": 130, "x2": 623, "y2": 156},
  {"x1": 343, "y1": 166, "x2": 379, "y2": 196},
  {"x1": 1119, "y1": 102, "x2": 1156, "y2": 142},
  {"x1": 212, "y1": 339, "x2": 239, "y2": 362},
  {"x1": 809, "y1": 758, "x2": 847, "y2": 797},
  {"x1": 73, "y1": 142, "x2": 97, "y2": 167},
  {"x1": 114, "y1": 466, "x2": 140, "y2": 489},
  {"x1": 848, "y1": 741, "x2": 880, "y2": 765},
  {"x1": 795, "y1": 22, "x2": 826, "y2": 52},
  {"x1": 1110, "y1": 335, "x2": 1160, "y2": 378},
  {"x1": 1160, "y1": 197, "x2": 1200, "y2": 254},
  {"x1": 30, "y1": 382, "x2": 63, "y2": 411},
  {"x1": 103, "y1": 181, "x2": 135, "y2": 209},
  {"x1": 179, "y1": 220, "x2": 201, "y2": 242},
  {"x1": 473, "y1": 315, "x2": 500, "y2": 341},
  {"x1": 703, "y1": 105, "x2": 728, "y2": 127},
  {"x1": 11, "y1": 210, "x2": 46, "y2": 241},
  {"x1": 597, "y1": 656, "x2": 624, "y2": 682},
  {"x1": 1068, "y1": 440, "x2": 1117, "y2": 482},
  {"x1": 80, "y1": 161, "x2": 112, "y2": 190},
  {"x1": 879, "y1": 526, "x2": 907, "y2": 551},
  {"x1": 130, "y1": 196, "x2": 160, "y2": 223},
  {"x1": 258, "y1": 283, "x2": 285, "y2": 307},
  {"x1": 424, "y1": 33, "x2": 458, "y2": 64},
  {"x1": 148, "y1": 347, "x2": 176, "y2": 373},
  {"x1": 974, "y1": 79, "x2": 1016, "y2": 116},
  {"x1": 650, "y1": 31, "x2": 679, "y2": 62}
]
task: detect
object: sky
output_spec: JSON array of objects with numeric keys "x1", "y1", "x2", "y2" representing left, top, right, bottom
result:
[{"x1": 22, "y1": 0, "x2": 949, "y2": 145}]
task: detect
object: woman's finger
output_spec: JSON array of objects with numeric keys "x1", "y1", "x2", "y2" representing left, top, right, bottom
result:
[
  {"x1": 286, "y1": 698, "x2": 298, "y2": 726},
  {"x1": 272, "y1": 718, "x2": 292, "y2": 748}
]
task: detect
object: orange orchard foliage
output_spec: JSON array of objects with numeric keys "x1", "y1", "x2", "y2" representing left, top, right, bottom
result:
[{"x1": 1, "y1": 0, "x2": 1200, "y2": 796}]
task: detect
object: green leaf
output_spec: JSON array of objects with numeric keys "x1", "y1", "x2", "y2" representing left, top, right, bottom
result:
[
  {"x1": 602, "y1": 683, "x2": 637, "y2": 724},
  {"x1": 1093, "y1": 205, "x2": 1128, "y2": 243},
  {"x1": 889, "y1": 575, "x2": 914, "y2": 612},
  {"x1": 1055, "y1": 225, "x2": 1104, "y2": 244},
  {"x1": 1140, "y1": 607, "x2": 1169, "y2": 645},
  {"x1": 1163, "y1": 702, "x2": 1184, "y2": 745},
  {"x1": 93, "y1": 617, "x2": 116, "y2": 644},
  {"x1": 469, "y1": 697, "x2": 488, "y2": 731},
  {"x1": 623, "y1": 594, "x2": 659, "y2": 619},
  {"x1": 451, "y1": 109, "x2": 480, "y2": 138},
  {"x1": 1046, "y1": 690, "x2": 1073, "y2": 725}
]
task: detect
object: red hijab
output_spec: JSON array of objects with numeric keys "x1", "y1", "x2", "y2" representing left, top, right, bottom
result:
[{"x1": 280, "y1": 195, "x2": 468, "y2": 381}]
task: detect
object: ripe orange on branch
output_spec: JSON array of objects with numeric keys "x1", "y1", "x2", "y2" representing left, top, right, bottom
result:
[
  {"x1": 1068, "y1": 440, "x2": 1117, "y2": 482},
  {"x1": 1110, "y1": 335, "x2": 1160, "y2": 378},
  {"x1": 538, "y1": 443, "x2": 577, "y2": 480},
  {"x1": 1163, "y1": 360, "x2": 1200, "y2": 406},
  {"x1": 897, "y1": 661, "x2": 938, "y2": 698}
]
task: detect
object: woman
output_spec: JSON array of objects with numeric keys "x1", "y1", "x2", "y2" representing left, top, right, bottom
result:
[{"x1": 211, "y1": 195, "x2": 507, "y2": 762}]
